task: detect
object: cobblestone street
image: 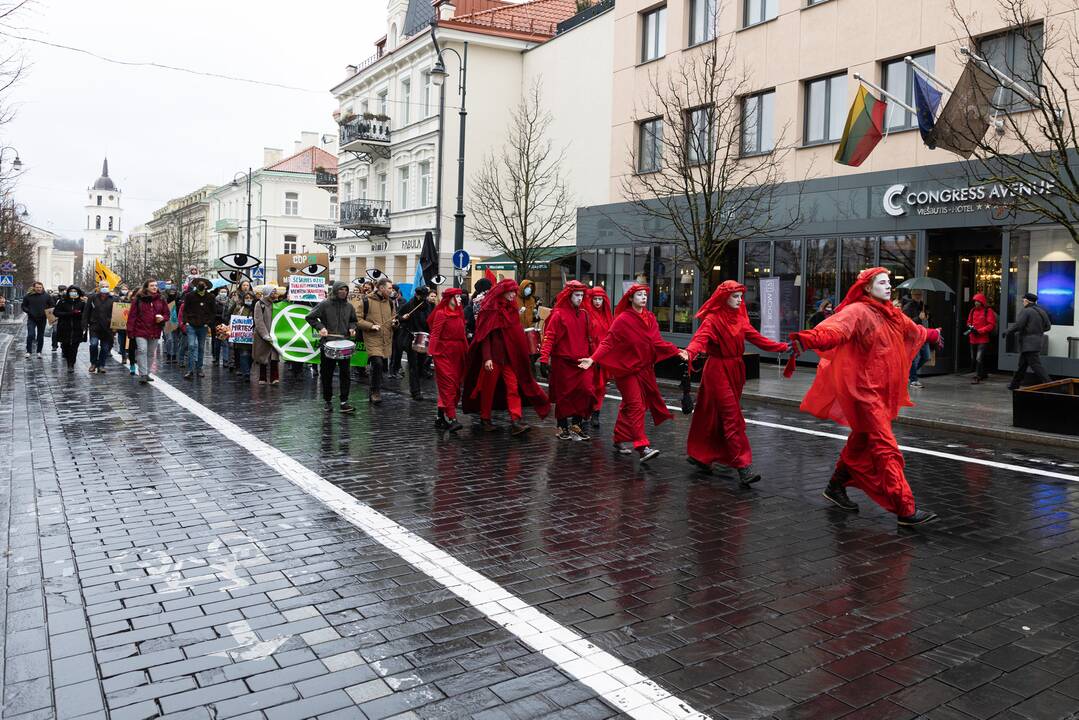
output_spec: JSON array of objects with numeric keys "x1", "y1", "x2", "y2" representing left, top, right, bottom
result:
[{"x1": 4, "y1": 329, "x2": 1079, "y2": 720}]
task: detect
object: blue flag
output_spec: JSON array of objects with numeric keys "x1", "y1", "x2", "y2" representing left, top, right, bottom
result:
[{"x1": 913, "y1": 73, "x2": 942, "y2": 148}]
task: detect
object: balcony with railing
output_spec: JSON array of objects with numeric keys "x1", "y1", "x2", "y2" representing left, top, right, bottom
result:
[
  {"x1": 215, "y1": 218, "x2": 239, "y2": 233},
  {"x1": 339, "y1": 118, "x2": 391, "y2": 153},
  {"x1": 315, "y1": 169, "x2": 338, "y2": 190},
  {"x1": 339, "y1": 198, "x2": 390, "y2": 233}
]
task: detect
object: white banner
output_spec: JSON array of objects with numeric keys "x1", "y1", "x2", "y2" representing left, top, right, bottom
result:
[{"x1": 759, "y1": 277, "x2": 781, "y2": 341}]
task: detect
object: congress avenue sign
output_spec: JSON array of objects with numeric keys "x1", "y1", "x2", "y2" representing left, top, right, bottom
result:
[{"x1": 882, "y1": 179, "x2": 1056, "y2": 217}]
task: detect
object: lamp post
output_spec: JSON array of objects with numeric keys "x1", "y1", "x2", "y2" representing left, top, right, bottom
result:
[
  {"x1": 232, "y1": 169, "x2": 253, "y2": 256},
  {"x1": 429, "y1": 23, "x2": 468, "y2": 287}
]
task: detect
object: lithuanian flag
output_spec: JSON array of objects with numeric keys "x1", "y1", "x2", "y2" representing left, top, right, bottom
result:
[{"x1": 834, "y1": 86, "x2": 887, "y2": 167}]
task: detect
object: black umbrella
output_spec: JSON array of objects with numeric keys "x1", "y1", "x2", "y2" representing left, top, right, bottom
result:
[
  {"x1": 680, "y1": 359, "x2": 695, "y2": 414},
  {"x1": 419, "y1": 231, "x2": 439, "y2": 286}
]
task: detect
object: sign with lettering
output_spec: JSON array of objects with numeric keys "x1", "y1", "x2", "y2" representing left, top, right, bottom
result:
[
  {"x1": 276, "y1": 253, "x2": 329, "y2": 287},
  {"x1": 759, "y1": 277, "x2": 781, "y2": 341},
  {"x1": 400, "y1": 238, "x2": 421, "y2": 250},
  {"x1": 314, "y1": 225, "x2": 338, "y2": 243},
  {"x1": 370, "y1": 240, "x2": 388, "y2": 252},
  {"x1": 230, "y1": 314, "x2": 254, "y2": 344},
  {"x1": 287, "y1": 275, "x2": 327, "y2": 303},
  {"x1": 110, "y1": 302, "x2": 131, "y2": 331},
  {"x1": 882, "y1": 179, "x2": 1056, "y2": 218}
]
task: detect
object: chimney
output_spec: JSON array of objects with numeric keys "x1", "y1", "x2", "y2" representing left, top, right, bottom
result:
[
  {"x1": 263, "y1": 147, "x2": 283, "y2": 167},
  {"x1": 294, "y1": 141, "x2": 303, "y2": 154},
  {"x1": 300, "y1": 131, "x2": 319, "y2": 149},
  {"x1": 435, "y1": 0, "x2": 456, "y2": 20}
]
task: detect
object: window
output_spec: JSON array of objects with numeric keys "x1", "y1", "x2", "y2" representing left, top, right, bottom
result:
[
  {"x1": 638, "y1": 118, "x2": 663, "y2": 173},
  {"x1": 284, "y1": 192, "x2": 299, "y2": 216},
  {"x1": 743, "y1": 0, "x2": 777, "y2": 27},
  {"x1": 883, "y1": 51, "x2": 934, "y2": 130},
  {"x1": 377, "y1": 90, "x2": 388, "y2": 116},
  {"x1": 397, "y1": 167, "x2": 410, "y2": 209},
  {"x1": 283, "y1": 235, "x2": 297, "y2": 255},
  {"x1": 423, "y1": 71, "x2": 433, "y2": 117},
  {"x1": 686, "y1": 106, "x2": 714, "y2": 164},
  {"x1": 400, "y1": 78, "x2": 411, "y2": 124},
  {"x1": 108, "y1": 216, "x2": 113, "y2": 231},
  {"x1": 741, "y1": 90, "x2": 775, "y2": 155},
  {"x1": 806, "y1": 0, "x2": 829, "y2": 5},
  {"x1": 688, "y1": 0, "x2": 716, "y2": 45},
  {"x1": 980, "y1": 23, "x2": 1043, "y2": 112},
  {"x1": 95, "y1": 215, "x2": 101, "y2": 230},
  {"x1": 359, "y1": 178, "x2": 368, "y2": 200},
  {"x1": 330, "y1": 194, "x2": 338, "y2": 220},
  {"x1": 804, "y1": 72, "x2": 847, "y2": 144},
  {"x1": 342, "y1": 180, "x2": 352, "y2": 202},
  {"x1": 96, "y1": 195, "x2": 102, "y2": 206},
  {"x1": 419, "y1": 161, "x2": 432, "y2": 206},
  {"x1": 378, "y1": 173, "x2": 387, "y2": 201},
  {"x1": 641, "y1": 6, "x2": 666, "y2": 63}
]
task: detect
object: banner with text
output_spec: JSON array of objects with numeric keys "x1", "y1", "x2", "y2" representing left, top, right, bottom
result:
[
  {"x1": 230, "y1": 314, "x2": 254, "y2": 344},
  {"x1": 287, "y1": 276, "x2": 327, "y2": 303}
]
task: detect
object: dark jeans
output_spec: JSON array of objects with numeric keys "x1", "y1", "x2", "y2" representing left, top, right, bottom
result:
[
  {"x1": 1012, "y1": 350, "x2": 1050, "y2": 388},
  {"x1": 970, "y1": 343, "x2": 988, "y2": 379},
  {"x1": 368, "y1": 355, "x2": 386, "y2": 394},
  {"x1": 407, "y1": 350, "x2": 427, "y2": 397},
  {"x1": 25, "y1": 316, "x2": 46, "y2": 353},
  {"x1": 909, "y1": 343, "x2": 930, "y2": 382},
  {"x1": 389, "y1": 329, "x2": 407, "y2": 375},
  {"x1": 88, "y1": 335, "x2": 112, "y2": 368},
  {"x1": 185, "y1": 325, "x2": 208, "y2": 372},
  {"x1": 234, "y1": 346, "x2": 252, "y2": 376},
  {"x1": 320, "y1": 351, "x2": 351, "y2": 403},
  {"x1": 116, "y1": 330, "x2": 128, "y2": 362},
  {"x1": 61, "y1": 342, "x2": 80, "y2": 368}
]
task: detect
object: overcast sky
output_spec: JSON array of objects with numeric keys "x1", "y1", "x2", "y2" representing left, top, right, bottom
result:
[{"x1": 5, "y1": 0, "x2": 382, "y2": 239}]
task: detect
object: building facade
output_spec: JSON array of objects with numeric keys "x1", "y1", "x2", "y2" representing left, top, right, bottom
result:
[
  {"x1": 28, "y1": 224, "x2": 76, "y2": 289},
  {"x1": 145, "y1": 186, "x2": 216, "y2": 284},
  {"x1": 83, "y1": 158, "x2": 123, "y2": 274},
  {"x1": 574, "y1": 0, "x2": 1079, "y2": 378}
]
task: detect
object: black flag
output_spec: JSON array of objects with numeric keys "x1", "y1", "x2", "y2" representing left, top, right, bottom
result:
[{"x1": 419, "y1": 231, "x2": 439, "y2": 286}]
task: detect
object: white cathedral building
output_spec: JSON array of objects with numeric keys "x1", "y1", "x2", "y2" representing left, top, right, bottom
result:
[{"x1": 83, "y1": 158, "x2": 123, "y2": 273}]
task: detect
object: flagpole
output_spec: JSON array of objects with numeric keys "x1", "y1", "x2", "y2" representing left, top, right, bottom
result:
[
  {"x1": 904, "y1": 56, "x2": 953, "y2": 93},
  {"x1": 852, "y1": 73, "x2": 916, "y2": 114},
  {"x1": 959, "y1": 47, "x2": 1043, "y2": 108}
]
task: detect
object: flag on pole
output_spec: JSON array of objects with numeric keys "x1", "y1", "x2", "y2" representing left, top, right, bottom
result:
[
  {"x1": 834, "y1": 86, "x2": 887, "y2": 167},
  {"x1": 94, "y1": 259, "x2": 121, "y2": 290},
  {"x1": 913, "y1": 73, "x2": 943, "y2": 147},
  {"x1": 419, "y1": 231, "x2": 439, "y2": 286},
  {"x1": 927, "y1": 60, "x2": 998, "y2": 158}
]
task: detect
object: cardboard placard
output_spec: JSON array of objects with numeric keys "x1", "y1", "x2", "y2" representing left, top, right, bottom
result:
[
  {"x1": 287, "y1": 276, "x2": 327, "y2": 303},
  {"x1": 276, "y1": 253, "x2": 329, "y2": 288},
  {"x1": 230, "y1": 314, "x2": 254, "y2": 344},
  {"x1": 45, "y1": 308, "x2": 56, "y2": 326},
  {"x1": 111, "y1": 302, "x2": 131, "y2": 331}
]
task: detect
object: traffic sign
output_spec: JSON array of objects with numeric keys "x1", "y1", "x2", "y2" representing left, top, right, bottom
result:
[
  {"x1": 452, "y1": 250, "x2": 470, "y2": 271},
  {"x1": 0, "y1": 275, "x2": 13, "y2": 287},
  {"x1": 0, "y1": 261, "x2": 14, "y2": 272},
  {"x1": 250, "y1": 267, "x2": 265, "y2": 281}
]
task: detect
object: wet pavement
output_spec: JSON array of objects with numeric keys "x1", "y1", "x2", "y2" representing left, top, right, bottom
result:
[{"x1": 3, "y1": 325, "x2": 1079, "y2": 720}]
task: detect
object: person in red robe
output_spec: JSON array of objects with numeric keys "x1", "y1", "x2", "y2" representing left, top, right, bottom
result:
[
  {"x1": 790, "y1": 267, "x2": 943, "y2": 527},
  {"x1": 462, "y1": 278, "x2": 550, "y2": 434},
  {"x1": 686, "y1": 280, "x2": 790, "y2": 486},
  {"x1": 584, "y1": 286, "x2": 613, "y2": 429},
  {"x1": 579, "y1": 284, "x2": 687, "y2": 462},
  {"x1": 428, "y1": 287, "x2": 468, "y2": 432},
  {"x1": 539, "y1": 281, "x2": 596, "y2": 441}
]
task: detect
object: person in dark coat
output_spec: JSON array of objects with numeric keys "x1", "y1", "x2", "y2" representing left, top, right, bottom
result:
[
  {"x1": 464, "y1": 278, "x2": 492, "y2": 340},
  {"x1": 180, "y1": 277, "x2": 216, "y2": 379},
  {"x1": 52, "y1": 286, "x2": 87, "y2": 372},
  {"x1": 397, "y1": 285, "x2": 434, "y2": 400},
  {"x1": 83, "y1": 281, "x2": 115, "y2": 374},
  {"x1": 306, "y1": 281, "x2": 359, "y2": 413},
  {"x1": 212, "y1": 286, "x2": 232, "y2": 367},
  {"x1": 51, "y1": 285, "x2": 67, "y2": 353},
  {"x1": 21, "y1": 281, "x2": 54, "y2": 357},
  {"x1": 1005, "y1": 292, "x2": 1052, "y2": 390}
]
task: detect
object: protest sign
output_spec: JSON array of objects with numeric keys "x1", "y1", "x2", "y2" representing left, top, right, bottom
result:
[
  {"x1": 287, "y1": 276, "x2": 327, "y2": 303},
  {"x1": 230, "y1": 314, "x2": 254, "y2": 344},
  {"x1": 276, "y1": 253, "x2": 329, "y2": 287},
  {"x1": 111, "y1": 302, "x2": 131, "y2": 331}
]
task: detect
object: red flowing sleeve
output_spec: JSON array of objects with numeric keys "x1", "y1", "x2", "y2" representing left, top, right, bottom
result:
[
  {"x1": 794, "y1": 310, "x2": 860, "y2": 352},
  {"x1": 648, "y1": 316, "x2": 681, "y2": 363},
  {"x1": 539, "y1": 311, "x2": 562, "y2": 364},
  {"x1": 686, "y1": 316, "x2": 718, "y2": 358},
  {"x1": 744, "y1": 320, "x2": 789, "y2": 354}
]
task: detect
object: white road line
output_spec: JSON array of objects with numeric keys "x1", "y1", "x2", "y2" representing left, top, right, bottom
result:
[{"x1": 119, "y1": 358, "x2": 711, "y2": 720}]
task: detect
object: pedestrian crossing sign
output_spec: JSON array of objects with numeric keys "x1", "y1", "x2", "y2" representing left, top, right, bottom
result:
[
  {"x1": 0, "y1": 275, "x2": 12, "y2": 286},
  {"x1": 250, "y1": 267, "x2": 265, "y2": 281}
]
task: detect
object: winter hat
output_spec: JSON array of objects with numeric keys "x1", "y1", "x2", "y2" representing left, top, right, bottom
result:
[{"x1": 1023, "y1": 292, "x2": 1038, "y2": 302}]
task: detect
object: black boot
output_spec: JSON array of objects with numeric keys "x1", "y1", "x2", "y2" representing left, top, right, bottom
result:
[
  {"x1": 590, "y1": 411, "x2": 600, "y2": 429},
  {"x1": 737, "y1": 465, "x2": 762, "y2": 486},
  {"x1": 823, "y1": 472, "x2": 859, "y2": 512},
  {"x1": 898, "y1": 509, "x2": 939, "y2": 527},
  {"x1": 434, "y1": 409, "x2": 447, "y2": 430}
]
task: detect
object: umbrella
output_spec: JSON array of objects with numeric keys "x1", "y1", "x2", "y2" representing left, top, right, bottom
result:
[
  {"x1": 210, "y1": 277, "x2": 230, "y2": 291},
  {"x1": 679, "y1": 360, "x2": 695, "y2": 414},
  {"x1": 897, "y1": 277, "x2": 954, "y2": 296}
]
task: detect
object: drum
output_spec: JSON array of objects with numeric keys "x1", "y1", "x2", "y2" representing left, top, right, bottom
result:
[
  {"x1": 524, "y1": 327, "x2": 541, "y2": 355},
  {"x1": 411, "y1": 331, "x2": 430, "y2": 354},
  {"x1": 323, "y1": 339, "x2": 355, "y2": 360}
]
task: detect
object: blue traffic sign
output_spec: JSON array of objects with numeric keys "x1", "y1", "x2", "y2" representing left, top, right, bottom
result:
[
  {"x1": 452, "y1": 250, "x2": 470, "y2": 270},
  {"x1": 250, "y1": 267, "x2": 266, "y2": 281},
  {"x1": 0, "y1": 275, "x2": 12, "y2": 287}
]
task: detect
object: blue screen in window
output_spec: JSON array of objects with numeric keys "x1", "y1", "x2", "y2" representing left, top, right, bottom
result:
[{"x1": 1037, "y1": 260, "x2": 1076, "y2": 326}]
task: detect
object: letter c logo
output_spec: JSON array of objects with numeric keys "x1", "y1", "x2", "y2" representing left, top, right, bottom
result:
[{"x1": 883, "y1": 184, "x2": 906, "y2": 217}]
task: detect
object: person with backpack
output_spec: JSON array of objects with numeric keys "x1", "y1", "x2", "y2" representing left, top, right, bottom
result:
[
  {"x1": 306, "y1": 281, "x2": 359, "y2": 413},
  {"x1": 355, "y1": 277, "x2": 396, "y2": 404},
  {"x1": 965, "y1": 292, "x2": 997, "y2": 384},
  {"x1": 83, "y1": 281, "x2": 115, "y2": 374},
  {"x1": 1005, "y1": 292, "x2": 1052, "y2": 390}
]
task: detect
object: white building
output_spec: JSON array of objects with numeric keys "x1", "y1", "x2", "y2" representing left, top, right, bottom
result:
[
  {"x1": 208, "y1": 132, "x2": 339, "y2": 284},
  {"x1": 27, "y1": 223, "x2": 76, "y2": 288},
  {"x1": 83, "y1": 158, "x2": 123, "y2": 273},
  {"x1": 330, "y1": 0, "x2": 601, "y2": 287}
]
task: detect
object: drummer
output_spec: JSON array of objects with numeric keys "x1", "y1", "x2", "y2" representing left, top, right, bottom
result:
[
  {"x1": 305, "y1": 281, "x2": 359, "y2": 414},
  {"x1": 396, "y1": 285, "x2": 434, "y2": 401}
]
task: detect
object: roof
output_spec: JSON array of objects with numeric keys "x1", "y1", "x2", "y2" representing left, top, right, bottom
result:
[
  {"x1": 266, "y1": 146, "x2": 338, "y2": 174},
  {"x1": 441, "y1": 0, "x2": 577, "y2": 41},
  {"x1": 474, "y1": 246, "x2": 575, "y2": 269},
  {"x1": 402, "y1": 0, "x2": 435, "y2": 38},
  {"x1": 92, "y1": 157, "x2": 117, "y2": 192}
]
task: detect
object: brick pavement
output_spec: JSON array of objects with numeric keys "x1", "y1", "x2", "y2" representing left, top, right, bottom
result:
[{"x1": 3, "y1": 330, "x2": 1079, "y2": 719}]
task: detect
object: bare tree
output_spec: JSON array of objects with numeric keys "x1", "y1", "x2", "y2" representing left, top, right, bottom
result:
[
  {"x1": 617, "y1": 14, "x2": 803, "y2": 295},
  {"x1": 467, "y1": 80, "x2": 576, "y2": 279},
  {"x1": 0, "y1": 199, "x2": 34, "y2": 285},
  {"x1": 949, "y1": 0, "x2": 1079, "y2": 245},
  {"x1": 148, "y1": 213, "x2": 207, "y2": 283}
]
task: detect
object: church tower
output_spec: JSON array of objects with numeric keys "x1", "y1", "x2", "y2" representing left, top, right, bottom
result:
[{"x1": 84, "y1": 158, "x2": 123, "y2": 273}]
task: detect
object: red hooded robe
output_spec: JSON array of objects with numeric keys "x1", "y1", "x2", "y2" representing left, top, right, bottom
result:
[
  {"x1": 585, "y1": 287, "x2": 613, "y2": 411},
  {"x1": 462, "y1": 279, "x2": 550, "y2": 419},
  {"x1": 791, "y1": 267, "x2": 940, "y2": 516},
  {"x1": 590, "y1": 284, "x2": 681, "y2": 448},
  {"x1": 428, "y1": 288, "x2": 468, "y2": 418},
  {"x1": 540, "y1": 281, "x2": 596, "y2": 420},
  {"x1": 686, "y1": 281, "x2": 789, "y2": 469}
]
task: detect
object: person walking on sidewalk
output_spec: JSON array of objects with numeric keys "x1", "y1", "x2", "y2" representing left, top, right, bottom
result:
[
  {"x1": 966, "y1": 292, "x2": 997, "y2": 384},
  {"x1": 428, "y1": 287, "x2": 468, "y2": 432},
  {"x1": 83, "y1": 282, "x2": 115, "y2": 374},
  {"x1": 397, "y1": 285, "x2": 434, "y2": 400},
  {"x1": 230, "y1": 290, "x2": 256, "y2": 382},
  {"x1": 584, "y1": 287, "x2": 613, "y2": 429},
  {"x1": 539, "y1": 281, "x2": 596, "y2": 441},
  {"x1": 306, "y1": 281, "x2": 359, "y2": 413},
  {"x1": 789, "y1": 267, "x2": 943, "y2": 527},
  {"x1": 685, "y1": 281, "x2": 790, "y2": 486},
  {"x1": 20, "y1": 281, "x2": 53, "y2": 358},
  {"x1": 50, "y1": 285, "x2": 67, "y2": 354},
  {"x1": 180, "y1": 277, "x2": 215, "y2": 380},
  {"x1": 253, "y1": 285, "x2": 280, "y2": 386},
  {"x1": 52, "y1": 286, "x2": 87, "y2": 373},
  {"x1": 901, "y1": 290, "x2": 930, "y2": 388},
  {"x1": 212, "y1": 286, "x2": 232, "y2": 368},
  {"x1": 126, "y1": 280, "x2": 169, "y2": 384},
  {"x1": 114, "y1": 284, "x2": 132, "y2": 366},
  {"x1": 1005, "y1": 292, "x2": 1052, "y2": 390},
  {"x1": 356, "y1": 277, "x2": 395, "y2": 404},
  {"x1": 578, "y1": 284, "x2": 687, "y2": 463}
]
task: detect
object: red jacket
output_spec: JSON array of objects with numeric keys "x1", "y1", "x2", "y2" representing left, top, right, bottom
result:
[
  {"x1": 966, "y1": 293, "x2": 997, "y2": 345},
  {"x1": 126, "y1": 292, "x2": 170, "y2": 339}
]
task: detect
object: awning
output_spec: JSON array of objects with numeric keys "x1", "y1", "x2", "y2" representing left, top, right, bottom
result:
[{"x1": 474, "y1": 247, "x2": 576, "y2": 271}]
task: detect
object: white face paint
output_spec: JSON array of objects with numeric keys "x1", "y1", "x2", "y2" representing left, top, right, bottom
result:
[
  {"x1": 570, "y1": 291, "x2": 584, "y2": 307},
  {"x1": 727, "y1": 291, "x2": 743, "y2": 309},
  {"x1": 632, "y1": 290, "x2": 648, "y2": 308},
  {"x1": 591, "y1": 296, "x2": 604, "y2": 308},
  {"x1": 504, "y1": 291, "x2": 517, "y2": 302},
  {"x1": 867, "y1": 273, "x2": 892, "y2": 301}
]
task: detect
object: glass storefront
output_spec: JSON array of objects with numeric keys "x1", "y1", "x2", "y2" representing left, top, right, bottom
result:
[{"x1": 1007, "y1": 227, "x2": 1079, "y2": 366}]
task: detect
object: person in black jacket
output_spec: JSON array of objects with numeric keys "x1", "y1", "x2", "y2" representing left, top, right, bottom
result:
[
  {"x1": 52, "y1": 286, "x2": 87, "y2": 372},
  {"x1": 1006, "y1": 292, "x2": 1052, "y2": 390},
  {"x1": 306, "y1": 281, "x2": 359, "y2": 413},
  {"x1": 20, "y1": 281, "x2": 54, "y2": 358},
  {"x1": 397, "y1": 285, "x2": 435, "y2": 400},
  {"x1": 83, "y1": 281, "x2": 115, "y2": 374},
  {"x1": 181, "y1": 277, "x2": 216, "y2": 379},
  {"x1": 212, "y1": 287, "x2": 232, "y2": 367},
  {"x1": 464, "y1": 278, "x2": 491, "y2": 340}
]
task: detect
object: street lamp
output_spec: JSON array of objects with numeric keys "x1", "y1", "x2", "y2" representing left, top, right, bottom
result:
[
  {"x1": 232, "y1": 168, "x2": 253, "y2": 256},
  {"x1": 429, "y1": 22, "x2": 468, "y2": 286}
]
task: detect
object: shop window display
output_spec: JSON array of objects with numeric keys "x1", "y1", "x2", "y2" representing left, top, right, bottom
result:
[{"x1": 1009, "y1": 228, "x2": 1078, "y2": 358}]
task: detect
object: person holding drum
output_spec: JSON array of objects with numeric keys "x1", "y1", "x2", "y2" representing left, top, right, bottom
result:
[
  {"x1": 397, "y1": 285, "x2": 434, "y2": 401},
  {"x1": 305, "y1": 281, "x2": 359, "y2": 413},
  {"x1": 428, "y1": 287, "x2": 468, "y2": 432},
  {"x1": 540, "y1": 281, "x2": 596, "y2": 441}
]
